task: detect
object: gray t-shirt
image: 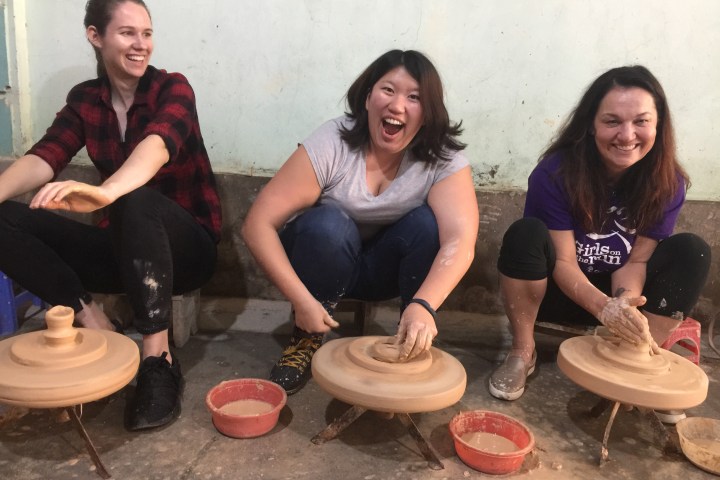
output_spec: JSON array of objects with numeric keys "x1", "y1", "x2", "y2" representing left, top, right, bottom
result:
[{"x1": 302, "y1": 116, "x2": 469, "y2": 239}]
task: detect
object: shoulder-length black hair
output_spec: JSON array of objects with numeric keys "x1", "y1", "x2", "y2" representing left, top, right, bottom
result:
[
  {"x1": 541, "y1": 65, "x2": 688, "y2": 234},
  {"x1": 341, "y1": 49, "x2": 465, "y2": 162}
]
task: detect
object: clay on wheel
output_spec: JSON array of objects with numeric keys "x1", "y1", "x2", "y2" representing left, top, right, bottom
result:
[
  {"x1": 0, "y1": 305, "x2": 140, "y2": 408},
  {"x1": 369, "y1": 337, "x2": 406, "y2": 363},
  {"x1": 311, "y1": 336, "x2": 466, "y2": 413},
  {"x1": 557, "y1": 335, "x2": 708, "y2": 410}
]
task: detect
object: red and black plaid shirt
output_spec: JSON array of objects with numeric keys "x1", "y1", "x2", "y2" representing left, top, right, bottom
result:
[{"x1": 28, "y1": 66, "x2": 222, "y2": 242}]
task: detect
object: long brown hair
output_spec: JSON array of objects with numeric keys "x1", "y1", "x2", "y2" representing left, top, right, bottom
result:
[
  {"x1": 541, "y1": 65, "x2": 688, "y2": 234},
  {"x1": 84, "y1": 0, "x2": 151, "y2": 77},
  {"x1": 341, "y1": 50, "x2": 465, "y2": 163}
]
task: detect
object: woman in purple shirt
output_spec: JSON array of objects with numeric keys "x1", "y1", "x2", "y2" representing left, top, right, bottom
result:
[{"x1": 489, "y1": 66, "x2": 710, "y2": 417}]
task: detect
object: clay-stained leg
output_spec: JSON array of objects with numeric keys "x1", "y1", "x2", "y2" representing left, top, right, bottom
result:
[
  {"x1": 66, "y1": 406, "x2": 111, "y2": 479},
  {"x1": 397, "y1": 413, "x2": 444, "y2": 470},
  {"x1": 311, "y1": 405, "x2": 367, "y2": 444}
]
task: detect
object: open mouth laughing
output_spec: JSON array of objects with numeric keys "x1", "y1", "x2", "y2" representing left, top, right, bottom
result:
[{"x1": 382, "y1": 117, "x2": 404, "y2": 136}]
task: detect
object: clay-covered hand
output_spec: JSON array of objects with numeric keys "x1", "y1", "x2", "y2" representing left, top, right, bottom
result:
[
  {"x1": 598, "y1": 296, "x2": 656, "y2": 349},
  {"x1": 292, "y1": 298, "x2": 339, "y2": 334},
  {"x1": 30, "y1": 181, "x2": 114, "y2": 213},
  {"x1": 395, "y1": 303, "x2": 438, "y2": 362}
]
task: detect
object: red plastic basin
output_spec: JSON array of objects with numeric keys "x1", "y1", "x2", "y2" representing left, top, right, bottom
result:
[
  {"x1": 206, "y1": 378, "x2": 286, "y2": 438},
  {"x1": 449, "y1": 410, "x2": 535, "y2": 474}
]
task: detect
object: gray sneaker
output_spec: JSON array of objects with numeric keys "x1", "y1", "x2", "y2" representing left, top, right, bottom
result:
[
  {"x1": 488, "y1": 350, "x2": 537, "y2": 401},
  {"x1": 655, "y1": 409, "x2": 686, "y2": 425}
]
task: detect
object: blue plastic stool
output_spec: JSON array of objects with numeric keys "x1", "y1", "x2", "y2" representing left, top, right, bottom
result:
[{"x1": 0, "y1": 271, "x2": 46, "y2": 335}]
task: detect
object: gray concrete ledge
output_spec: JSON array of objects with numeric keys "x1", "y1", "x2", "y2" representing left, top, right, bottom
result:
[{"x1": 1, "y1": 159, "x2": 718, "y2": 324}]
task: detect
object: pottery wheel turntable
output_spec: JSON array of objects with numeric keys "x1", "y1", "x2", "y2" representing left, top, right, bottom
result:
[
  {"x1": 558, "y1": 334, "x2": 709, "y2": 462},
  {"x1": 0, "y1": 305, "x2": 140, "y2": 478},
  {"x1": 311, "y1": 336, "x2": 466, "y2": 469}
]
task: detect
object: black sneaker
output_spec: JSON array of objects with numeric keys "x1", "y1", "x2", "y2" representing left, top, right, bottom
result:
[
  {"x1": 125, "y1": 352, "x2": 183, "y2": 431},
  {"x1": 269, "y1": 327, "x2": 324, "y2": 395}
]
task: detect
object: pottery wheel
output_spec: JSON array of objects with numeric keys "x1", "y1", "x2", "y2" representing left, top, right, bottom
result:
[
  {"x1": 557, "y1": 335, "x2": 708, "y2": 410},
  {"x1": 0, "y1": 305, "x2": 140, "y2": 408},
  {"x1": 311, "y1": 336, "x2": 466, "y2": 413}
]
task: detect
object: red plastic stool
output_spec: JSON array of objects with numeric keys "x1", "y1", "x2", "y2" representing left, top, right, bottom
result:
[{"x1": 661, "y1": 317, "x2": 701, "y2": 365}]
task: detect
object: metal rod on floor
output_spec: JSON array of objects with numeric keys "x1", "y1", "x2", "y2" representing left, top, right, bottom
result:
[
  {"x1": 66, "y1": 406, "x2": 111, "y2": 479},
  {"x1": 397, "y1": 413, "x2": 444, "y2": 470},
  {"x1": 311, "y1": 405, "x2": 367, "y2": 444}
]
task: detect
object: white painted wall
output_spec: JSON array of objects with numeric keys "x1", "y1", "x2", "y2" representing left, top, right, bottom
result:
[{"x1": 8, "y1": 0, "x2": 720, "y2": 199}]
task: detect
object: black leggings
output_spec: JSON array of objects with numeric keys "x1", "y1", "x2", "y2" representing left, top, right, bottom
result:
[
  {"x1": 0, "y1": 187, "x2": 217, "y2": 334},
  {"x1": 497, "y1": 217, "x2": 711, "y2": 325}
]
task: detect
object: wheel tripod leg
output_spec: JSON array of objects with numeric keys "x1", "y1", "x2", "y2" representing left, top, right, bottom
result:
[
  {"x1": 66, "y1": 406, "x2": 111, "y2": 479},
  {"x1": 311, "y1": 405, "x2": 367, "y2": 444},
  {"x1": 646, "y1": 410, "x2": 679, "y2": 454},
  {"x1": 397, "y1": 413, "x2": 444, "y2": 470},
  {"x1": 600, "y1": 401, "x2": 621, "y2": 464}
]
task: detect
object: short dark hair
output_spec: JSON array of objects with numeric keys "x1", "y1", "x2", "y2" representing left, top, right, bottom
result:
[
  {"x1": 543, "y1": 65, "x2": 687, "y2": 233},
  {"x1": 84, "y1": 0, "x2": 151, "y2": 77},
  {"x1": 341, "y1": 50, "x2": 464, "y2": 162}
]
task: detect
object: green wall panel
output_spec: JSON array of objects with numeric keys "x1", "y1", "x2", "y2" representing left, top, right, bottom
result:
[{"x1": 0, "y1": 5, "x2": 12, "y2": 155}]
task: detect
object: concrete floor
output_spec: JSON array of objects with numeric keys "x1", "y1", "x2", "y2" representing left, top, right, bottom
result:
[{"x1": 0, "y1": 298, "x2": 718, "y2": 480}]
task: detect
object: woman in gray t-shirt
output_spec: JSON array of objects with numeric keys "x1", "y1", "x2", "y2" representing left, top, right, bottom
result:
[{"x1": 242, "y1": 50, "x2": 479, "y2": 394}]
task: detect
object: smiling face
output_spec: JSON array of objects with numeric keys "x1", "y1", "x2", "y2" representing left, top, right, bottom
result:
[
  {"x1": 87, "y1": 1, "x2": 153, "y2": 82},
  {"x1": 592, "y1": 86, "x2": 658, "y2": 180},
  {"x1": 365, "y1": 66, "x2": 424, "y2": 159}
]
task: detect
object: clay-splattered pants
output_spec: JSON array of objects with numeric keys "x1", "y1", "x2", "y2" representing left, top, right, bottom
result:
[{"x1": 0, "y1": 187, "x2": 216, "y2": 334}]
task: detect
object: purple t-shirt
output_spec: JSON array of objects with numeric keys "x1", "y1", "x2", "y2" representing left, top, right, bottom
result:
[{"x1": 524, "y1": 152, "x2": 685, "y2": 274}]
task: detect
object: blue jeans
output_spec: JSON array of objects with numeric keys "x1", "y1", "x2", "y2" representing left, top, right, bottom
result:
[{"x1": 280, "y1": 204, "x2": 439, "y2": 312}]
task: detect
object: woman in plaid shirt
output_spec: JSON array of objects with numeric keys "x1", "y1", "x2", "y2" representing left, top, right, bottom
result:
[{"x1": 0, "y1": 0, "x2": 221, "y2": 430}]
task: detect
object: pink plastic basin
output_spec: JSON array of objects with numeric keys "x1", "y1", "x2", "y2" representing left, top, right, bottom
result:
[
  {"x1": 206, "y1": 378, "x2": 287, "y2": 438},
  {"x1": 449, "y1": 410, "x2": 535, "y2": 474}
]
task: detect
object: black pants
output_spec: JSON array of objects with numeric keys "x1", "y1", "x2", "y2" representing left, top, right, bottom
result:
[
  {"x1": 497, "y1": 217, "x2": 711, "y2": 325},
  {"x1": 0, "y1": 187, "x2": 217, "y2": 334}
]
